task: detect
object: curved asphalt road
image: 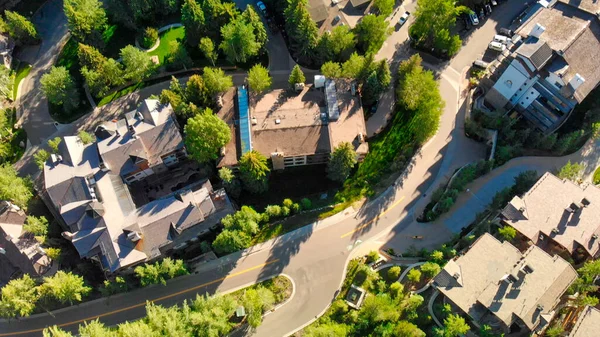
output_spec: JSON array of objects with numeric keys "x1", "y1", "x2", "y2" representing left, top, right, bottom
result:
[{"x1": 3, "y1": 0, "x2": 574, "y2": 336}]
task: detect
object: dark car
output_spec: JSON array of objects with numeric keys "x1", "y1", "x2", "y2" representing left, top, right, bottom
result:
[{"x1": 499, "y1": 27, "x2": 513, "y2": 37}]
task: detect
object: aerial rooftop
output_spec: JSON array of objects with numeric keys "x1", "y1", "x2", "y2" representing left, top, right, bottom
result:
[
  {"x1": 435, "y1": 233, "x2": 577, "y2": 332},
  {"x1": 568, "y1": 305, "x2": 600, "y2": 337},
  {"x1": 502, "y1": 172, "x2": 600, "y2": 258}
]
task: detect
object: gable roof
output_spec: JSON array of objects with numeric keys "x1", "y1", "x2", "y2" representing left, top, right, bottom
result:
[
  {"x1": 516, "y1": 38, "x2": 553, "y2": 70},
  {"x1": 502, "y1": 172, "x2": 600, "y2": 257},
  {"x1": 435, "y1": 233, "x2": 577, "y2": 331}
]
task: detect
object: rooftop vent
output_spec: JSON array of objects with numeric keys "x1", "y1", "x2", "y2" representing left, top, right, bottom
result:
[
  {"x1": 251, "y1": 117, "x2": 257, "y2": 125},
  {"x1": 551, "y1": 228, "x2": 560, "y2": 234},
  {"x1": 501, "y1": 274, "x2": 517, "y2": 284},
  {"x1": 519, "y1": 207, "x2": 526, "y2": 213},
  {"x1": 581, "y1": 198, "x2": 591, "y2": 207},
  {"x1": 275, "y1": 119, "x2": 281, "y2": 124},
  {"x1": 521, "y1": 264, "x2": 534, "y2": 274},
  {"x1": 537, "y1": 304, "x2": 545, "y2": 312},
  {"x1": 453, "y1": 272, "x2": 460, "y2": 280},
  {"x1": 592, "y1": 234, "x2": 599, "y2": 240},
  {"x1": 127, "y1": 231, "x2": 142, "y2": 242}
]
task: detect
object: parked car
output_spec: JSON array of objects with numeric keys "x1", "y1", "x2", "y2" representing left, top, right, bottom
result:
[
  {"x1": 493, "y1": 34, "x2": 509, "y2": 44},
  {"x1": 469, "y1": 12, "x2": 479, "y2": 25},
  {"x1": 473, "y1": 59, "x2": 490, "y2": 69},
  {"x1": 256, "y1": 1, "x2": 267, "y2": 15},
  {"x1": 499, "y1": 27, "x2": 513, "y2": 37},
  {"x1": 485, "y1": 4, "x2": 492, "y2": 14},
  {"x1": 399, "y1": 11, "x2": 410, "y2": 26},
  {"x1": 491, "y1": 0, "x2": 498, "y2": 5},
  {"x1": 488, "y1": 41, "x2": 506, "y2": 52}
]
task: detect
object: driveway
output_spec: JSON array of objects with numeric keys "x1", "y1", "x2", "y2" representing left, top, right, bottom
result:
[{"x1": 16, "y1": 0, "x2": 68, "y2": 145}]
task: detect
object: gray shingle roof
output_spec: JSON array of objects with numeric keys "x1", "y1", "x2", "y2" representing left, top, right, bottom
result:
[
  {"x1": 517, "y1": 38, "x2": 553, "y2": 70},
  {"x1": 569, "y1": 306, "x2": 600, "y2": 337}
]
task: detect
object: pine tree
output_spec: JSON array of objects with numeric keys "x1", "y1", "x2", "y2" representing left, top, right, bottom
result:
[
  {"x1": 3, "y1": 11, "x2": 38, "y2": 45},
  {"x1": 327, "y1": 142, "x2": 357, "y2": 183},
  {"x1": 181, "y1": 0, "x2": 206, "y2": 47},
  {"x1": 288, "y1": 65, "x2": 306, "y2": 88},
  {"x1": 239, "y1": 150, "x2": 270, "y2": 193},
  {"x1": 284, "y1": 0, "x2": 318, "y2": 60}
]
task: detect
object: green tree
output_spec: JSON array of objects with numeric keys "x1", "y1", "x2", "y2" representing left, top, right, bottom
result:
[
  {"x1": 359, "y1": 293, "x2": 401, "y2": 323},
  {"x1": 397, "y1": 55, "x2": 444, "y2": 143},
  {"x1": 116, "y1": 320, "x2": 156, "y2": 337},
  {"x1": 189, "y1": 293, "x2": 237, "y2": 336},
  {"x1": 430, "y1": 250, "x2": 444, "y2": 262},
  {"x1": 34, "y1": 149, "x2": 50, "y2": 169},
  {"x1": 498, "y1": 226, "x2": 516, "y2": 242},
  {"x1": 120, "y1": 45, "x2": 155, "y2": 83},
  {"x1": 63, "y1": 0, "x2": 107, "y2": 45},
  {"x1": 185, "y1": 74, "x2": 208, "y2": 106},
  {"x1": 557, "y1": 160, "x2": 584, "y2": 182},
  {"x1": 40, "y1": 66, "x2": 80, "y2": 112},
  {"x1": 199, "y1": 37, "x2": 218, "y2": 66},
  {"x1": 321, "y1": 61, "x2": 342, "y2": 78},
  {"x1": 327, "y1": 142, "x2": 357, "y2": 183},
  {"x1": 284, "y1": 0, "x2": 318, "y2": 61},
  {"x1": 0, "y1": 274, "x2": 39, "y2": 317},
  {"x1": 410, "y1": 0, "x2": 467, "y2": 56},
  {"x1": 239, "y1": 150, "x2": 270, "y2": 193},
  {"x1": 354, "y1": 14, "x2": 390, "y2": 54},
  {"x1": 545, "y1": 325, "x2": 563, "y2": 337},
  {"x1": 218, "y1": 167, "x2": 241, "y2": 198},
  {"x1": 142, "y1": 27, "x2": 159, "y2": 49},
  {"x1": 47, "y1": 137, "x2": 62, "y2": 153},
  {"x1": 388, "y1": 281, "x2": 404, "y2": 299},
  {"x1": 0, "y1": 164, "x2": 32, "y2": 208},
  {"x1": 99, "y1": 276, "x2": 128, "y2": 296},
  {"x1": 221, "y1": 206, "x2": 262, "y2": 235},
  {"x1": 387, "y1": 266, "x2": 401, "y2": 281},
  {"x1": 212, "y1": 229, "x2": 252, "y2": 254},
  {"x1": 78, "y1": 44, "x2": 124, "y2": 96},
  {"x1": 341, "y1": 52, "x2": 365, "y2": 79},
  {"x1": 0, "y1": 65, "x2": 11, "y2": 98},
  {"x1": 373, "y1": 0, "x2": 394, "y2": 16},
  {"x1": 134, "y1": 258, "x2": 188, "y2": 286},
  {"x1": 241, "y1": 5, "x2": 268, "y2": 48},
  {"x1": 145, "y1": 302, "x2": 192, "y2": 336},
  {"x1": 166, "y1": 40, "x2": 193, "y2": 70},
  {"x1": 43, "y1": 326, "x2": 74, "y2": 337},
  {"x1": 181, "y1": 0, "x2": 206, "y2": 47},
  {"x1": 23, "y1": 215, "x2": 49, "y2": 237},
  {"x1": 247, "y1": 64, "x2": 271, "y2": 95},
  {"x1": 184, "y1": 108, "x2": 231, "y2": 163},
  {"x1": 40, "y1": 271, "x2": 91, "y2": 305},
  {"x1": 78, "y1": 319, "x2": 116, "y2": 337},
  {"x1": 78, "y1": 130, "x2": 94, "y2": 144},
  {"x1": 439, "y1": 314, "x2": 470, "y2": 337},
  {"x1": 407, "y1": 268, "x2": 421, "y2": 283},
  {"x1": 203, "y1": 67, "x2": 233, "y2": 96},
  {"x1": 420, "y1": 262, "x2": 441, "y2": 278},
  {"x1": 394, "y1": 321, "x2": 426, "y2": 337},
  {"x1": 242, "y1": 287, "x2": 275, "y2": 328},
  {"x1": 304, "y1": 322, "x2": 349, "y2": 337},
  {"x1": 576, "y1": 294, "x2": 599, "y2": 307},
  {"x1": 3, "y1": 11, "x2": 38, "y2": 45},
  {"x1": 288, "y1": 65, "x2": 306, "y2": 88},
  {"x1": 220, "y1": 18, "x2": 261, "y2": 64}
]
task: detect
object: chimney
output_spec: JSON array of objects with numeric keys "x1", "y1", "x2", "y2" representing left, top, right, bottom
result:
[
  {"x1": 551, "y1": 227, "x2": 559, "y2": 234},
  {"x1": 61, "y1": 231, "x2": 75, "y2": 241},
  {"x1": 581, "y1": 198, "x2": 591, "y2": 207},
  {"x1": 453, "y1": 272, "x2": 460, "y2": 280},
  {"x1": 569, "y1": 74, "x2": 585, "y2": 91},
  {"x1": 537, "y1": 304, "x2": 545, "y2": 312},
  {"x1": 530, "y1": 23, "x2": 546, "y2": 38}
]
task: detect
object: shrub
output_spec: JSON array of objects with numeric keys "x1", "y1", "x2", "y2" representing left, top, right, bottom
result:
[
  {"x1": 430, "y1": 250, "x2": 444, "y2": 262},
  {"x1": 300, "y1": 198, "x2": 312, "y2": 210},
  {"x1": 282, "y1": 198, "x2": 294, "y2": 208},
  {"x1": 142, "y1": 27, "x2": 159, "y2": 49},
  {"x1": 366, "y1": 250, "x2": 380, "y2": 263},
  {"x1": 264, "y1": 205, "x2": 282, "y2": 218},
  {"x1": 407, "y1": 269, "x2": 421, "y2": 283},
  {"x1": 594, "y1": 166, "x2": 600, "y2": 185},
  {"x1": 421, "y1": 262, "x2": 441, "y2": 278},
  {"x1": 281, "y1": 206, "x2": 290, "y2": 217},
  {"x1": 388, "y1": 281, "x2": 404, "y2": 299},
  {"x1": 498, "y1": 226, "x2": 516, "y2": 242},
  {"x1": 45, "y1": 247, "x2": 61, "y2": 261},
  {"x1": 291, "y1": 203, "x2": 301, "y2": 213},
  {"x1": 387, "y1": 266, "x2": 401, "y2": 281}
]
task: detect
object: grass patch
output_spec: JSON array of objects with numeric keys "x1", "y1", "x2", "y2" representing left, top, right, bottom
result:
[
  {"x1": 230, "y1": 275, "x2": 292, "y2": 305},
  {"x1": 594, "y1": 166, "x2": 600, "y2": 185},
  {"x1": 148, "y1": 26, "x2": 185, "y2": 64},
  {"x1": 318, "y1": 200, "x2": 353, "y2": 220},
  {"x1": 12, "y1": 62, "x2": 32, "y2": 100},
  {"x1": 102, "y1": 24, "x2": 138, "y2": 59},
  {"x1": 97, "y1": 82, "x2": 145, "y2": 106}
]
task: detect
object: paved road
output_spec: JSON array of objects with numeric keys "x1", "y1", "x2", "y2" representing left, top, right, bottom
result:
[
  {"x1": 16, "y1": 0, "x2": 68, "y2": 145},
  {"x1": 5, "y1": 1, "x2": 580, "y2": 336}
]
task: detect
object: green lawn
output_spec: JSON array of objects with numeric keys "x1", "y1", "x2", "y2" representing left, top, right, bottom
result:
[
  {"x1": 97, "y1": 82, "x2": 145, "y2": 106},
  {"x1": 594, "y1": 166, "x2": 600, "y2": 185},
  {"x1": 148, "y1": 26, "x2": 185, "y2": 65},
  {"x1": 12, "y1": 62, "x2": 32, "y2": 100}
]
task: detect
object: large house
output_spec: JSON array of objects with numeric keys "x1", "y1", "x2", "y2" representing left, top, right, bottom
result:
[
  {"x1": 568, "y1": 305, "x2": 600, "y2": 337},
  {"x1": 484, "y1": 2, "x2": 600, "y2": 133},
  {"x1": 434, "y1": 233, "x2": 577, "y2": 335},
  {"x1": 41, "y1": 100, "x2": 234, "y2": 273},
  {"x1": 501, "y1": 172, "x2": 600, "y2": 260},
  {"x1": 0, "y1": 201, "x2": 53, "y2": 285},
  {"x1": 217, "y1": 80, "x2": 368, "y2": 170}
]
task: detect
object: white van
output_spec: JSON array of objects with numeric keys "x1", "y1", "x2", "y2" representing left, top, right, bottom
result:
[
  {"x1": 488, "y1": 41, "x2": 506, "y2": 52},
  {"x1": 493, "y1": 34, "x2": 509, "y2": 44}
]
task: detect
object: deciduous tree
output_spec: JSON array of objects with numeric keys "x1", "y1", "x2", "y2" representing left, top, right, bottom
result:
[
  {"x1": 219, "y1": 167, "x2": 241, "y2": 198},
  {"x1": 47, "y1": 137, "x2": 62, "y2": 153},
  {"x1": 181, "y1": 0, "x2": 205, "y2": 47},
  {"x1": 203, "y1": 67, "x2": 233, "y2": 96},
  {"x1": 78, "y1": 130, "x2": 94, "y2": 144},
  {"x1": 220, "y1": 18, "x2": 261, "y2": 64},
  {"x1": 373, "y1": 0, "x2": 394, "y2": 17},
  {"x1": 354, "y1": 14, "x2": 391, "y2": 54},
  {"x1": 0, "y1": 164, "x2": 32, "y2": 208},
  {"x1": 40, "y1": 67, "x2": 80, "y2": 112},
  {"x1": 407, "y1": 268, "x2": 421, "y2": 283},
  {"x1": 199, "y1": 37, "x2": 218, "y2": 66},
  {"x1": 40, "y1": 271, "x2": 91, "y2": 305},
  {"x1": 23, "y1": 215, "x2": 49, "y2": 237},
  {"x1": 184, "y1": 108, "x2": 231, "y2": 163},
  {"x1": 120, "y1": 45, "x2": 155, "y2": 83},
  {"x1": 498, "y1": 226, "x2": 516, "y2": 242},
  {"x1": 247, "y1": 64, "x2": 271, "y2": 94},
  {"x1": 321, "y1": 61, "x2": 342, "y2": 78},
  {"x1": 0, "y1": 274, "x2": 39, "y2": 317},
  {"x1": 34, "y1": 149, "x2": 50, "y2": 169},
  {"x1": 557, "y1": 161, "x2": 584, "y2": 182},
  {"x1": 63, "y1": 0, "x2": 107, "y2": 46},
  {"x1": 327, "y1": 142, "x2": 357, "y2": 183},
  {"x1": 420, "y1": 262, "x2": 441, "y2": 278}
]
